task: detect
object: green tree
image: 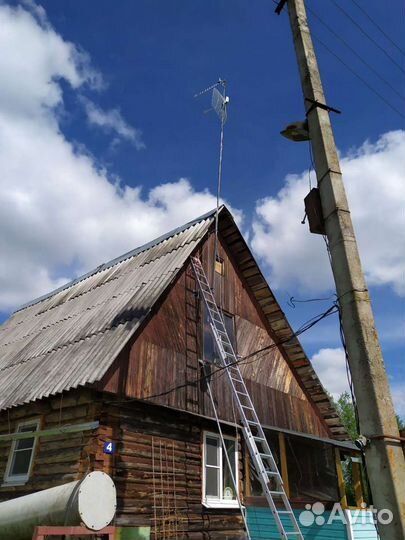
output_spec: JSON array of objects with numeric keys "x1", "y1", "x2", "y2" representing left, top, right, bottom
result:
[
  {"x1": 334, "y1": 391, "x2": 404, "y2": 506},
  {"x1": 335, "y1": 391, "x2": 358, "y2": 440},
  {"x1": 335, "y1": 390, "x2": 405, "y2": 438}
]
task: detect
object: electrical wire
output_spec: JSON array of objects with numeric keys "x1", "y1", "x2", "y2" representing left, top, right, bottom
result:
[
  {"x1": 329, "y1": 0, "x2": 405, "y2": 75},
  {"x1": 322, "y1": 234, "x2": 374, "y2": 506},
  {"x1": 272, "y1": 1, "x2": 405, "y2": 121},
  {"x1": 350, "y1": 0, "x2": 405, "y2": 56},
  {"x1": 312, "y1": 35, "x2": 405, "y2": 120},
  {"x1": 307, "y1": 4, "x2": 405, "y2": 102},
  {"x1": 106, "y1": 303, "x2": 339, "y2": 406},
  {"x1": 287, "y1": 295, "x2": 335, "y2": 309}
]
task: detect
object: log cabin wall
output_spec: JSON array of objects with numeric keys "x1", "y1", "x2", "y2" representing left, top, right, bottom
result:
[
  {"x1": 102, "y1": 231, "x2": 331, "y2": 439},
  {"x1": 101, "y1": 399, "x2": 245, "y2": 539},
  {"x1": 0, "y1": 389, "x2": 101, "y2": 502}
]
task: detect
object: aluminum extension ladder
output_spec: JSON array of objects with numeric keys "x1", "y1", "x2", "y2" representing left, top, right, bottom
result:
[{"x1": 191, "y1": 256, "x2": 304, "y2": 540}]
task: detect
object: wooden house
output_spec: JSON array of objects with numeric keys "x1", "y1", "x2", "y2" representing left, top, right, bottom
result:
[{"x1": 0, "y1": 206, "x2": 364, "y2": 539}]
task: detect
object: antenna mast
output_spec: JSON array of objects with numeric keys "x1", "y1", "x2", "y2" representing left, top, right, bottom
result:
[{"x1": 195, "y1": 79, "x2": 230, "y2": 284}]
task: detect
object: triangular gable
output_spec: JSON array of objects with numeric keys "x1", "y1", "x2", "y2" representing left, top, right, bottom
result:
[{"x1": 0, "y1": 206, "x2": 347, "y2": 440}]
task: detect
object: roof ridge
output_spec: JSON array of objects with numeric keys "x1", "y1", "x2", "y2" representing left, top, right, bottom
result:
[{"x1": 16, "y1": 206, "x2": 221, "y2": 313}]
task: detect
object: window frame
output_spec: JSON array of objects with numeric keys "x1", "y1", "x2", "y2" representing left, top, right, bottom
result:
[
  {"x1": 3, "y1": 418, "x2": 40, "y2": 485},
  {"x1": 202, "y1": 309, "x2": 237, "y2": 364},
  {"x1": 202, "y1": 431, "x2": 239, "y2": 509}
]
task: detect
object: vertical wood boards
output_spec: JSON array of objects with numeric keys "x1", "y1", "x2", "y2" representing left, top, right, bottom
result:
[{"x1": 100, "y1": 232, "x2": 331, "y2": 438}]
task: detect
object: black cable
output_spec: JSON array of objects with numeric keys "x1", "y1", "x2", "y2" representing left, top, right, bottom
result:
[
  {"x1": 313, "y1": 35, "x2": 405, "y2": 120},
  {"x1": 307, "y1": 4, "x2": 405, "y2": 101},
  {"x1": 350, "y1": 0, "x2": 405, "y2": 56},
  {"x1": 107, "y1": 303, "x2": 339, "y2": 405},
  {"x1": 322, "y1": 234, "x2": 373, "y2": 505},
  {"x1": 336, "y1": 299, "x2": 373, "y2": 505},
  {"x1": 287, "y1": 294, "x2": 335, "y2": 309},
  {"x1": 329, "y1": 0, "x2": 405, "y2": 75}
]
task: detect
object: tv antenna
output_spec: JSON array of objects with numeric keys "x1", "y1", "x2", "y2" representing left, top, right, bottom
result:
[{"x1": 194, "y1": 79, "x2": 230, "y2": 285}]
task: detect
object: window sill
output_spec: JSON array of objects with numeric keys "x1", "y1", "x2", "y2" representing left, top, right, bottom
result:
[
  {"x1": 203, "y1": 499, "x2": 241, "y2": 509},
  {"x1": 1, "y1": 479, "x2": 28, "y2": 487}
]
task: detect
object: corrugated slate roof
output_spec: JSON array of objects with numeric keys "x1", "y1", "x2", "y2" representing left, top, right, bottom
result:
[
  {"x1": 0, "y1": 206, "x2": 347, "y2": 439},
  {"x1": 0, "y1": 213, "x2": 214, "y2": 410}
]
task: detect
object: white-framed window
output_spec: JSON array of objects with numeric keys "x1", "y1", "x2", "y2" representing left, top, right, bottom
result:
[
  {"x1": 203, "y1": 431, "x2": 239, "y2": 508},
  {"x1": 3, "y1": 419, "x2": 40, "y2": 485}
]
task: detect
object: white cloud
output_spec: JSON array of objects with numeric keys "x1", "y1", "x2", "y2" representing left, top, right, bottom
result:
[
  {"x1": 391, "y1": 384, "x2": 405, "y2": 419},
  {"x1": 252, "y1": 131, "x2": 405, "y2": 296},
  {"x1": 81, "y1": 96, "x2": 145, "y2": 149},
  {"x1": 0, "y1": 3, "x2": 237, "y2": 312},
  {"x1": 311, "y1": 348, "x2": 405, "y2": 419},
  {"x1": 310, "y1": 347, "x2": 349, "y2": 399}
]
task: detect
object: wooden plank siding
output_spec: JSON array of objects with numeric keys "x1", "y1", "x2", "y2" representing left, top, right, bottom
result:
[
  {"x1": 100, "y1": 231, "x2": 331, "y2": 439},
  {"x1": 0, "y1": 389, "x2": 100, "y2": 501},
  {"x1": 101, "y1": 400, "x2": 246, "y2": 539}
]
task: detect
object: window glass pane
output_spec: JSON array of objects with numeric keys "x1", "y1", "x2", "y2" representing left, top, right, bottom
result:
[
  {"x1": 203, "y1": 307, "x2": 218, "y2": 364},
  {"x1": 206, "y1": 467, "x2": 219, "y2": 497},
  {"x1": 249, "y1": 431, "x2": 280, "y2": 496},
  {"x1": 15, "y1": 424, "x2": 36, "y2": 451},
  {"x1": 224, "y1": 314, "x2": 236, "y2": 352},
  {"x1": 286, "y1": 435, "x2": 339, "y2": 501},
  {"x1": 10, "y1": 449, "x2": 32, "y2": 476},
  {"x1": 223, "y1": 439, "x2": 237, "y2": 500},
  {"x1": 205, "y1": 437, "x2": 218, "y2": 466},
  {"x1": 15, "y1": 437, "x2": 35, "y2": 451},
  {"x1": 19, "y1": 424, "x2": 37, "y2": 433},
  {"x1": 203, "y1": 308, "x2": 236, "y2": 363}
]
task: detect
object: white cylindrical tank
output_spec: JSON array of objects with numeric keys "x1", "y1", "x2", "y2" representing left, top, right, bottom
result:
[{"x1": 0, "y1": 471, "x2": 116, "y2": 540}]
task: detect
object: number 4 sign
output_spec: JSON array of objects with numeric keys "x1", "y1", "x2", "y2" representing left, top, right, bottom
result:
[{"x1": 103, "y1": 441, "x2": 116, "y2": 454}]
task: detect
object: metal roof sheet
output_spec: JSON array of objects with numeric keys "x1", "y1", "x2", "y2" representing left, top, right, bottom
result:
[{"x1": 0, "y1": 215, "x2": 214, "y2": 409}]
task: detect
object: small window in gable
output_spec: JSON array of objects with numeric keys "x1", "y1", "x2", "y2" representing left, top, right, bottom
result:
[
  {"x1": 4, "y1": 419, "x2": 40, "y2": 485},
  {"x1": 215, "y1": 256, "x2": 224, "y2": 276}
]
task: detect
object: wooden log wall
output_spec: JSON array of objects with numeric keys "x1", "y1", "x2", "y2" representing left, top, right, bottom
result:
[
  {"x1": 102, "y1": 231, "x2": 331, "y2": 439},
  {"x1": 102, "y1": 400, "x2": 246, "y2": 540},
  {"x1": 0, "y1": 389, "x2": 100, "y2": 501}
]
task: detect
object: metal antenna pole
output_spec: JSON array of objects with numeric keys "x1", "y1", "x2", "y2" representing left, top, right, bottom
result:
[
  {"x1": 279, "y1": 0, "x2": 405, "y2": 537},
  {"x1": 213, "y1": 80, "x2": 227, "y2": 285},
  {"x1": 194, "y1": 79, "x2": 229, "y2": 286}
]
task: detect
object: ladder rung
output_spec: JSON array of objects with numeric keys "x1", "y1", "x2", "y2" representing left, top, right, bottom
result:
[
  {"x1": 192, "y1": 258, "x2": 303, "y2": 540},
  {"x1": 253, "y1": 436, "x2": 266, "y2": 442},
  {"x1": 265, "y1": 470, "x2": 280, "y2": 477}
]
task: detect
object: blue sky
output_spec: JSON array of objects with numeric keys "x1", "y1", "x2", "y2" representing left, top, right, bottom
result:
[{"x1": 0, "y1": 0, "x2": 403, "y2": 416}]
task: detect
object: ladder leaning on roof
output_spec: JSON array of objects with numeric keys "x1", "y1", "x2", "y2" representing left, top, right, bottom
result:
[{"x1": 191, "y1": 256, "x2": 304, "y2": 540}]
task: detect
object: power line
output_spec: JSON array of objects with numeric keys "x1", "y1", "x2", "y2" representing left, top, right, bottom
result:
[
  {"x1": 350, "y1": 0, "x2": 405, "y2": 57},
  {"x1": 108, "y1": 304, "x2": 339, "y2": 405},
  {"x1": 272, "y1": 1, "x2": 404, "y2": 119},
  {"x1": 329, "y1": 0, "x2": 405, "y2": 75},
  {"x1": 307, "y1": 5, "x2": 405, "y2": 102},
  {"x1": 313, "y1": 35, "x2": 405, "y2": 120}
]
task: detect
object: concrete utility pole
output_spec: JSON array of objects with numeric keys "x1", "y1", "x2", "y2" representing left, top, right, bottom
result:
[{"x1": 282, "y1": 0, "x2": 405, "y2": 538}]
